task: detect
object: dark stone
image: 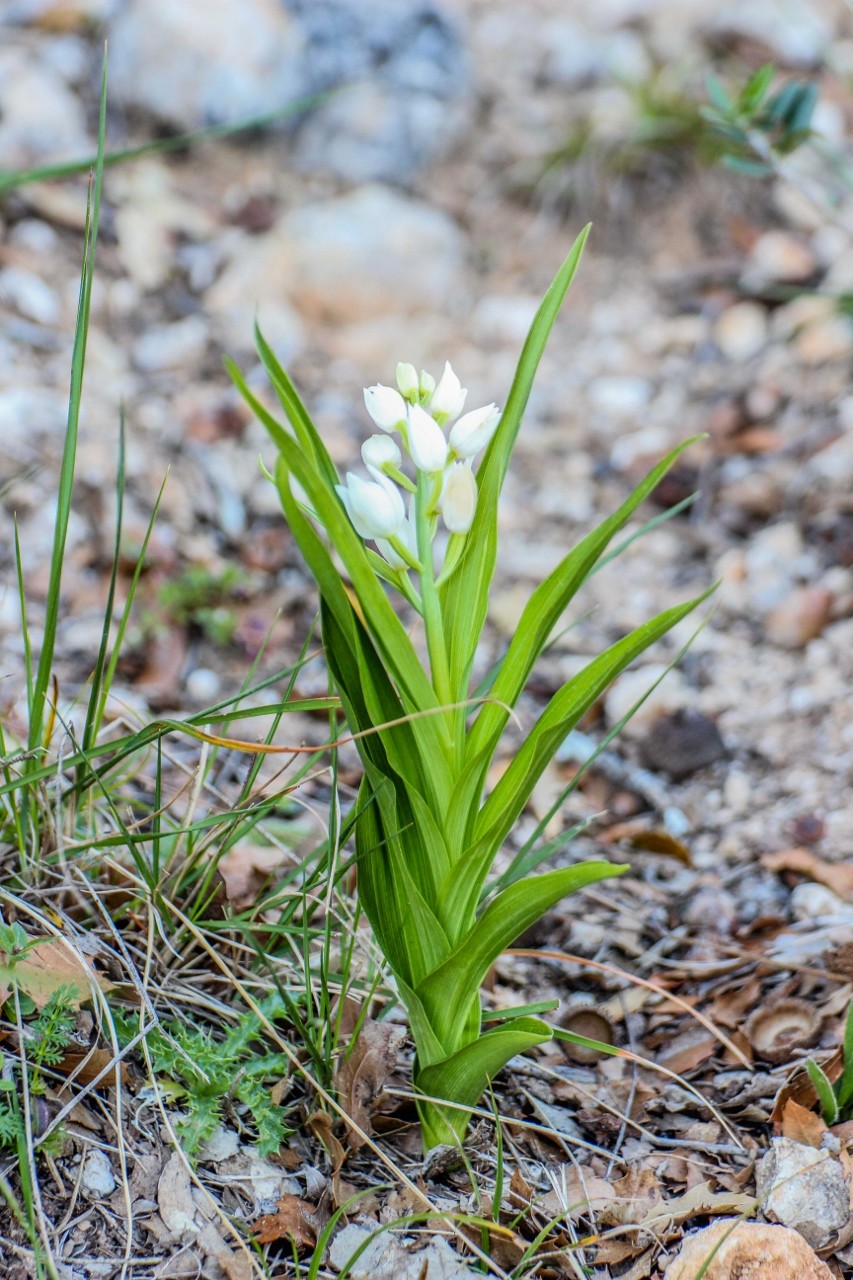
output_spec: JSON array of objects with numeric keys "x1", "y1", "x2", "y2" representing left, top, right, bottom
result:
[{"x1": 639, "y1": 708, "x2": 727, "y2": 779}]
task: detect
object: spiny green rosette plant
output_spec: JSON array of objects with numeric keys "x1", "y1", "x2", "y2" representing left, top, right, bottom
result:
[{"x1": 230, "y1": 227, "x2": 707, "y2": 1148}]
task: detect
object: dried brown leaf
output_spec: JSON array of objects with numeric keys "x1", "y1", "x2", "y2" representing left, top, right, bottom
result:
[
  {"x1": 334, "y1": 1018, "x2": 406, "y2": 1148},
  {"x1": 252, "y1": 1194, "x2": 321, "y2": 1248},
  {"x1": 761, "y1": 848, "x2": 853, "y2": 903},
  {"x1": 780, "y1": 1098, "x2": 828, "y2": 1148},
  {"x1": 217, "y1": 843, "x2": 291, "y2": 908},
  {"x1": 0, "y1": 938, "x2": 113, "y2": 1010}
]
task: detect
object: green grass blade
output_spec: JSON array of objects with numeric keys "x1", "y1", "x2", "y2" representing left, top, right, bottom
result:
[
  {"x1": 0, "y1": 94, "x2": 323, "y2": 197},
  {"x1": 28, "y1": 53, "x2": 108, "y2": 752}
]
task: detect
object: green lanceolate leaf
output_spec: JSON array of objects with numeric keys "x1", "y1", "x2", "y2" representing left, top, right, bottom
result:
[
  {"x1": 354, "y1": 778, "x2": 451, "y2": 988},
  {"x1": 805, "y1": 1058, "x2": 839, "y2": 1125},
  {"x1": 416, "y1": 1016, "x2": 554, "y2": 1144},
  {"x1": 464, "y1": 439, "x2": 701, "y2": 772},
  {"x1": 420, "y1": 862, "x2": 624, "y2": 1048},
  {"x1": 455, "y1": 587, "x2": 714, "y2": 913},
  {"x1": 254, "y1": 327, "x2": 341, "y2": 491},
  {"x1": 441, "y1": 227, "x2": 591, "y2": 701}
]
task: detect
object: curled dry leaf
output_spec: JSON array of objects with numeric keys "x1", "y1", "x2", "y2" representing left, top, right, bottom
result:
[
  {"x1": 333, "y1": 1017, "x2": 407, "y2": 1148},
  {"x1": 780, "y1": 1098, "x2": 828, "y2": 1148},
  {"x1": 252, "y1": 1194, "x2": 323, "y2": 1248},
  {"x1": 745, "y1": 998, "x2": 822, "y2": 1063},
  {"x1": 761, "y1": 847, "x2": 853, "y2": 903},
  {"x1": 217, "y1": 842, "x2": 292, "y2": 908},
  {"x1": 0, "y1": 938, "x2": 114, "y2": 1010}
]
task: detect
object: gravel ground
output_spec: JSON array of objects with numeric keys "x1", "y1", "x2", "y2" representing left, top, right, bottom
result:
[{"x1": 2, "y1": 0, "x2": 853, "y2": 1276}]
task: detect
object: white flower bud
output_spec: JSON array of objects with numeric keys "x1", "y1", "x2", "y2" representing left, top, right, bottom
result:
[
  {"x1": 448, "y1": 404, "x2": 501, "y2": 458},
  {"x1": 430, "y1": 361, "x2": 467, "y2": 421},
  {"x1": 407, "y1": 403, "x2": 448, "y2": 473},
  {"x1": 364, "y1": 383, "x2": 407, "y2": 433},
  {"x1": 419, "y1": 369, "x2": 435, "y2": 398},
  {"x1": 361, "y1": 434, "x2": 402, "y2": 471},
  {"x1": 440, "y1": 462, "x2": 478, "y2": 534},
  {"x1": 396, "y1": 362, "x2": 419, "y2": 399},
  {"x1": 336, "y1": 471, "x2": 405, "y2": 540}
]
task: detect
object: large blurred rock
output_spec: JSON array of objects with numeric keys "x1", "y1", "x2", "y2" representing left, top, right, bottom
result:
[
  {"x1": 0, "y1": 45, "x2": 91, "y2": 166},
  {"x1": 108, "y1": 0, "x2": 306, "y2": 129},
  {"x1": 286, "y1": 0, "x2": 472, "y2": 181},
  {"x1": 208, "y1": 185, "x2": 467, "y2": 337},
  {"x1": 107, "y1": 0, "x2": 471, "y2": 182}
]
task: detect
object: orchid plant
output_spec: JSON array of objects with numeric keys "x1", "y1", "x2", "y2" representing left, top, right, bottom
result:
[{"x1": 230, "y1": 228, "x2": 707, "y2": 1149}]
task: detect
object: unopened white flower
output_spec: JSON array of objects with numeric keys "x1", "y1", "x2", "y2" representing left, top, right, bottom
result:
[
  {"x1": 407, "y1": 403, "x2": 448, "y2": 473},
  {"x1": 362, "y1": 434, "x2": 402, "y2": 472},
  {"x1": 440, "y1": 462, "x2": 478, "y2": 533},
  {"x1": 364, "y1": 383, "x2": 407, "y2": 433},
  {"x1": 430, "y1": 361, "x2": 467, "y2": 421},
  {"x1": 396, "y1": 362, "x2": 419, "y2": 400},
  {"x1": 336, "y1": 470, "x2": 405, "y2": 540},
  {"x1": 419, "y1": 369, "x2": 435, "y2": 399},
  {"x1": 448, "y1": 403, "x2": 501, "y2": 458}
]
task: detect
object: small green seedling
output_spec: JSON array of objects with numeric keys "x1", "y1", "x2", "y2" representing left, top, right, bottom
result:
[{"x1": 806, "y1": 998, "x2": 853, "y2": 1126}]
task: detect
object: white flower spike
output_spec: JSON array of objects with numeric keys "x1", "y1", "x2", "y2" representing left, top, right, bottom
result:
[
  {"x1": 407, "y1": 402, "x2": 448, "y2": 473},
  {"x1": 336, "y1": 471, "x2": 405, "y2": 540},
  {"x1": 449, "y1": 403, "x2": 500, "y2": 458},
  {"x1": 440, "y1": 462, "x2": 478, "y2": 533},
  {"x1": 430, "y1": 362, "x2": 467, "y2": 422},
  {"x1": 362, "y1": 434, "x2": 402, "y2": 472},
  {"x1": 364, "y1": 383, "x2": 407, "y2": 433}
]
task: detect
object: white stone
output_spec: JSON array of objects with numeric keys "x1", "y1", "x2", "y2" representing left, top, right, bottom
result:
[
  {"x1": 757, "y1": 1138, "x2": 851, "y2": 1249},
  {"x1": 0, "y1": 49, "x2": 91, "y2": 166},
  {"x1": 108, "y1": 0, "x2": 305, "y2": 130},
  {"x1": 744, "y1": 230, "x2": 817, "y2": 287},
  {"x1": 132, "y1": 316, "x2": 209, "y2": 373},
  {"x1": 586, "y1": 375, "x2": 652, "y2": 419},
  {"x1": 790, "y1": 882, "x2": 853, "y2": 921},
  {"x1": 211, "y1": 186, "x2": 467, "y2": 330},
  {"x1": 603, "y1": 664, "x2": 691, "y2": 739},
  {"x1": 708, "y1": 1, "x2": 832, "y2": 66},
  {"x1": 82, "y1": 1148, "x2": 116, "y2": 1198},
  {"x1": 0, "y1": 267, "x2": 61, "y2": 326},
  {"x1": 185, "y1": 668, "x2": 222, "y2": 704},
  {"x1": 713, "y1": 301, "x2": 768, "y2": 361}
]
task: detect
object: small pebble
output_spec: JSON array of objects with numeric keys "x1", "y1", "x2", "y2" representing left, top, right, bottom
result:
[
  {"x1": 764, "y1": 585, "x2": 833, "y2": 649},
  {"x1": 185, "y1": 667, "x2": 221, "y2": 703},
  {"x1": 757, "y1": 1138, "x2": 851, "y2": 1250},
  {"x1": 0, "y1": 266, "x2": 61, "y2": 326},
  {"x1": 82, "y1": 1148, "x2": 116, "y2": 1198},
  {"x1": 745, "y1": 230, "x2": 818, "y2": 286},
  {"x1": 713, "y1": 301, "x2": 768, "y2": 361}
]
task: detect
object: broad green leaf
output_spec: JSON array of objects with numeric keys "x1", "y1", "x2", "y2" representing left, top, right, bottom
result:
[
  {"x1": 441, "y1": 227, "x2": 591, "y2": 700},
  {"x1": 416, "y1": 1015, "x2": 554, "y2": 1144},
  {"x1": 455, "y1": 588, "x2": 713, "y2": 913},
  {"x1": 419, "y1": 862, "x2": 624, "y2": 1048},
  {"x1": 354, "y1": 779, "x2": 450, "y2": 987}
]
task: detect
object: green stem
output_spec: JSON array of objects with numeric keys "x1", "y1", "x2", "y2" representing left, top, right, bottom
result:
[{"x1": 415, "y1": 473, "x2": 454, "y2": 736}]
